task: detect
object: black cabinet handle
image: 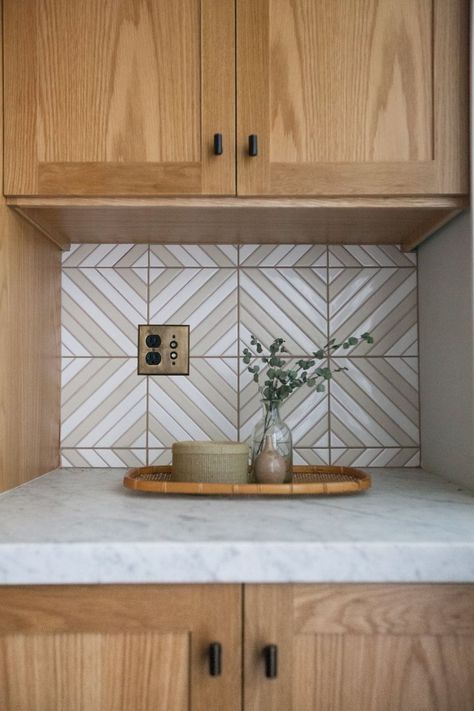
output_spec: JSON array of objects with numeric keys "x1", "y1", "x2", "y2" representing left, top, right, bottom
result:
[
  {"x1": 248, "y1": 134, "x2": 258, "y2": 157},
  {"x1": 214, "y1": 133, "x2": 223, "y2": 155},
  {"x1": 263, "y1": 644, "x2": 278, "y2": 678},
  {"x1": 209, "y1": 642, "x2": 222, "y2": 676}
]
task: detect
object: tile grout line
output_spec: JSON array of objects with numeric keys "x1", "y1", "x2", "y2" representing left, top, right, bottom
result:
[
  {"x1": 414, "y1": 258, "x2": 422, "y2": 466},
  {"x1": 62, "y1": 354, "x2": 418, "y2": 360},
  {"x1": 62, "y1": 265, "x2": 417, "y2": 270},
  {"x1": 237, "y1": 244, "x2": 241, "y2": 441},
  {"x1": 326, "y1": 245, "x2": 332, "y2": 465},
  {"x1": 146, "y1": 245, "x2": 150, "y2": 465}
]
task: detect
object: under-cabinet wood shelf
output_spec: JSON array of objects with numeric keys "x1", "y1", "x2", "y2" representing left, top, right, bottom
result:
[{"x1": 7, "y1": 196, "x2": 468, "y2": 252}]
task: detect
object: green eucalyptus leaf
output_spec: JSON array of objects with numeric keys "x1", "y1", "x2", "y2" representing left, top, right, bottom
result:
[{"x1": 316, "y1": 383, "x2": 326, "y2": 392}]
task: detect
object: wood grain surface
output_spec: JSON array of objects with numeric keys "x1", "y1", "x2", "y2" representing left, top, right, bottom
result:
[
  {"x1": 237, "y1": 0, "x2": 469, "y2": 196},
  {"x1": 7, "y1": 196, "x2": 467, "y2": 251},
  {"x1": 0, "y1": 585, "x2": 242, "y2": 711},
  {"x1": 4, "y1": 0, "x2": 235, "y2": 196},
  {"x1": 0, "y1": 6, "x2": 61, "y2": 492},
  {"x1": 245, "y1": 584, "x2": 474, "y2": 711}
]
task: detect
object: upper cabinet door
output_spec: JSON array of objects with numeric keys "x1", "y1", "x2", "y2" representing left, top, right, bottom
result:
[
  {"x1": 237, "y1": 0, "x2": 469, "y2": 197},
  {"x1": 4, "y1": 0, "x2": 235, "y2": 196}
]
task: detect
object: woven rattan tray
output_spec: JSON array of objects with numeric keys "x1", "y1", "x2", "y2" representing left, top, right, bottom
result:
[{"x1": 123, "y1": 465, "x2": 371, "y2": 496}]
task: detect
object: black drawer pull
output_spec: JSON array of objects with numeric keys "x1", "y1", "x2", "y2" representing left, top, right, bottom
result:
[
  {"x1": 263, "y1": 644, "x2": 278, "y2": 678},
  {"x1": 248, "y1": 134, "x2": 258, "y2": 157},
  {"x1": 214, "y1": 133, "x2": 223, "y2": 155},
  {"x1": 209, "y1": 642, "x2": 222, "y2": 676}
]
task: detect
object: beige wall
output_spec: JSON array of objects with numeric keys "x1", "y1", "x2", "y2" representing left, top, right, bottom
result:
[
  {"x1": 417, "y1": 3, "x2": 474, "y2": 488},
  {"x1": 418, "y1": 211, "x2": 474, "y2": 487}
]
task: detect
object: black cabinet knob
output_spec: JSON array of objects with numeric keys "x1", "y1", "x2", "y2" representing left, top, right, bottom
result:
[
  {"x1": 263, "y1": 644, "x2": 278, "y2": 678},
  {"x1": 248, "y1": 134, "x2": 258, "y2": 157},
  {"x1": 214, "y1": 133, "x2": 223, "y2": 155},
  {"x1": 209, "y1": 642, "x2": 222, "y2": 676}
]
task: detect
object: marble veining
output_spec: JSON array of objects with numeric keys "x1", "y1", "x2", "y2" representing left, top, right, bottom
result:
[{"x1": 0, "y1": 468, "x2": 472, "y2": 584}]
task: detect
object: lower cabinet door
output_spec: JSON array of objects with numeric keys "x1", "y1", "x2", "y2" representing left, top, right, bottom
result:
[
  {"x1": 0, "y1": 584, "x2": 241, "y2": 711},
  {"x1": 244, "y1": 584, "x2": 474, "y2": 711}
]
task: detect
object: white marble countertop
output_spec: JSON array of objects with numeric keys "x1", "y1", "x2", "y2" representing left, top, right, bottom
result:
[{"x1": 0, "y1": 467, "x2": 472, "y2": 585}]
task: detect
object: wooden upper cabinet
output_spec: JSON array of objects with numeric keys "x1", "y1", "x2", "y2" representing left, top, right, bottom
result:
[
  {"x1": 237, "y1": 0, "x2": 469, "y2": 197},
  {"x1": 4, "y1": 0, "x2": 468, "y2": 201},
  {"x1": 4, "y1": 0, "x2": 235, "y2": 196}
]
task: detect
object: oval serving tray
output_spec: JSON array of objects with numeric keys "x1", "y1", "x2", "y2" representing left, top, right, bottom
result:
[{"x1": 123, "y1": 465, "x2": 371, "y2": 496}]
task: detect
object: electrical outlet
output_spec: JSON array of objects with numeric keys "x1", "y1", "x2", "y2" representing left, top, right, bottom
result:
[{"x1": 138, "y1": 325, "x2": 190, "y2": 375}]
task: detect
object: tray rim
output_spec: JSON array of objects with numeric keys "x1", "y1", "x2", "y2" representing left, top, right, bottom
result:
[{"x1": 123, "y1": 464, "x2": 371, "y2": 496}]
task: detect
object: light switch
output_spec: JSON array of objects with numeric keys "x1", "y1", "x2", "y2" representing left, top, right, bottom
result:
[{"x1": 138, "y1": 325, "x2": 189, "y2": 375}]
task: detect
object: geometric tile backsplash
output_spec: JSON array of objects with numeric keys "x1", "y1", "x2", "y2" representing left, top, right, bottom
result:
[{"x1": 61, "y1": 243, "x2": 419, "y2": 467}]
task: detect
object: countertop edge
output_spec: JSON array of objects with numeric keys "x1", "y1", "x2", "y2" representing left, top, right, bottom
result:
[{"x1": 1, "y1": 540, "x2": 473, "y2": 585}]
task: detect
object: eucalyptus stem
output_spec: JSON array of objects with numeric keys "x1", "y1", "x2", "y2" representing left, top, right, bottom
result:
[
  {"x1": 256, "y1": 403, "x2": 273, "y2": 457},
  {"x1": 242, "y1": 331, "x2": 374, "y2": 408}
]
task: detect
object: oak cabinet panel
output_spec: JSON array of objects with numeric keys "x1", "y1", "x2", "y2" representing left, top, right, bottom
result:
[
  {"x1": 4, "y1": 0, "x2": 468, "y2": 201},
  {"x1": 237, "y1": 0, "x2": 469, "y2": 196},
  {"x1": 244, "y1": 584, "x2": 474, "y2": 711},
  {"x1": 1, "y1": 583, "x2": 473, "y2": 710},
  {"x1": 0, "y1": 585, "x2": 241, "y2": 711},
  {"x1": 4, "y1": 0, "x2": 235, "y2": 196}
]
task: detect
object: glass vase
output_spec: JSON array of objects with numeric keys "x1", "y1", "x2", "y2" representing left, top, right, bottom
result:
[{"x1": 250, "y1": 400, "x2": 292, "y2": 483}]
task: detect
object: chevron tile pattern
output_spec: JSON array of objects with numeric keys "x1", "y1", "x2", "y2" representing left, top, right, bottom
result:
[
  {"x1": 329, "y1": 358, "x2": 419, "y2": 451},
  {"x1": 61, "y1": 358, "x2": 147, "y2": 450},
  {"x1": 61, "y1": 244, "x2": 420, "y2": 467},
  {"x1": 148, "y1": 359, "x2": 238, "y2": 447},
  {"x1": 151, "y1": 244, "x2": 238, "y2": 267},
  {"x1": 62, "y1": 268, "x2": 148, "y2": 356},
  {"x1": 240, "y1": 268, "x2": 327, "y2": 354},
  {"x1": 329, "y1": 244, "x2": 416, "y2": 268},
  {"x1": 294, "y1": 450, "x2": 330, "y2": 465},
  {"x1": 240, "y1": 244, "x2": 326, "y2": 267},
  {"x1": 62, "y1": 243, "x2": 148, "y2": 268},
  {"x1": 148, "y1": 450, "x2": 173, "y2": 466},
  {"x1": 61, "y1": 449, "x2": 147, "y2": 467},
  {"x1": 239, "y1": 358, "x2": 329, "y2": 448},
  {"x1": 329, "y1": 267, "x2": 417, "y2": 356},
  {"x1": 149, "y1": 268, "x2": 238, "y2": 355},
  {"x1": 331, "y1": 448, "x2": 420, "y2": 467}
]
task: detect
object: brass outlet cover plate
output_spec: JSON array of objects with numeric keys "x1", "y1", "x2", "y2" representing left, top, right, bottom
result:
[{"x1": 138, "y1": 325, "x2": 190, "y2": 376}]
